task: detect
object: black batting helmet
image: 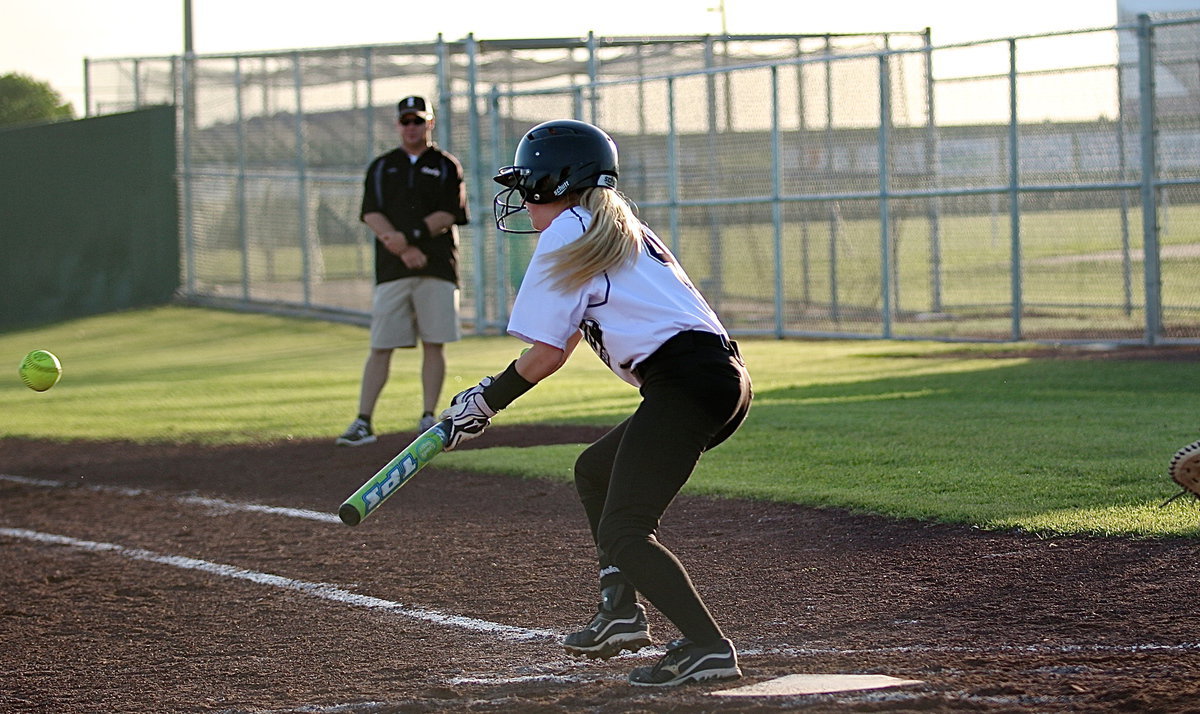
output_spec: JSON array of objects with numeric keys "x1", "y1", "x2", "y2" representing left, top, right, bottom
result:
[{"x1": 493, "y1": 119, "x2": 619, "y2": 233}]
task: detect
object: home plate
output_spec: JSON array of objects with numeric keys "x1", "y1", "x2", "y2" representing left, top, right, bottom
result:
[{"x1": 711, "y1": 673, "x2": 923, "y2": 697}]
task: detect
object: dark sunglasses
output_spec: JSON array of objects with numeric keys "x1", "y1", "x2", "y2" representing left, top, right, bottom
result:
[{"x1": 399, "y1": 116, "x2": 427, "y2": 126}]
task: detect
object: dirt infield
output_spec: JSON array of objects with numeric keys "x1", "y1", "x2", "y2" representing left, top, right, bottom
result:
[{"x1": 3, "y1": 425, "x2": 1200, "y2": 713}]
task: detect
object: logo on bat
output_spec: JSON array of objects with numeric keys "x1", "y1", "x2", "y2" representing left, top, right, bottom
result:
[
  {"x1": 414, "y1": 432, "x2": 443, "y2": 460},
  {"x1": 363, "y1": 453, "x2": 419, "y2": 513}
]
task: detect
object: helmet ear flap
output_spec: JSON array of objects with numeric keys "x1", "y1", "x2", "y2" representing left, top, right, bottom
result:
[
  {"x1": 530, "y1": 159, "x2": 612, "y2": 204},
  {"x1": 528, "y1": 163, "x2": 579, "y2": 204}
]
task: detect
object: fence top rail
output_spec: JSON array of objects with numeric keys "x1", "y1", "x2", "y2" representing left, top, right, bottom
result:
[
  {"x1": 470, "y1": 15, "x2": 1200, "y2": 101},
  {"x1": 1143, "y1": 13, "x2": 1200, "y2": 29},
  {"x1": 86, "y1": 14, "x2": 1199, "y2": 103},
  {"x1": 86, "y1": 13, "x2": 1200, "y2": 69},
  {"x1": 83, "y1": 30, "x2": 930, "y2": 65}
]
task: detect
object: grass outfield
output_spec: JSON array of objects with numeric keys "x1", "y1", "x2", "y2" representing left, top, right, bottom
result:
[{"x1": 2, "y1": 305, "x2": 1197, "y2": 538}]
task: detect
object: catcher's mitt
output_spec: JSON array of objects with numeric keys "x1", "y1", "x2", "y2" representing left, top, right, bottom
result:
[{"x1": 1165, "y1": 440, "x2": 1200, "y2": 505}]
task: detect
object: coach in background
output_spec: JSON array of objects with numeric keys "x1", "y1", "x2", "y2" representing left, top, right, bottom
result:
[{"x1": 337, "y1": 96, "x2": 469, "y2": 446}]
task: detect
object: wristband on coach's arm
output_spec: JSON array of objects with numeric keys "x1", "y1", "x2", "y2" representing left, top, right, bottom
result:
[
  {"x1": 482, "y1": 361, "x2": 535, "y2": 411},
  {"x1": 404, "y1": 219, "x2": 427, "y2": 242}
]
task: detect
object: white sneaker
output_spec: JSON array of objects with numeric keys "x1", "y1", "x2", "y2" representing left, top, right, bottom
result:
[{"x1": 418, "y1": 414, "x2": 437, "y2": 432}]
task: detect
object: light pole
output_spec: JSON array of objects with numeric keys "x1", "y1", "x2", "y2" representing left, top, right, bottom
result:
[
  {"x1": 184, "y1": 0, "x2": 194, "y2": 54},
  {"x1": 708, "y1": 0, "x2": 728, "y2": 35},
  {"x1": 708, "y1": 0, "x2": 733, "y2": 129},
  {"x1": 182, "y1": 0, "x2": 196, "y2": 129}
]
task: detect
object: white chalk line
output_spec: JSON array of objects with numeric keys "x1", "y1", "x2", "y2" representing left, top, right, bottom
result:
[
  {"x1": 214, "y1": 688, "x2": 1074, "y2": 714},
  {"x1": 0, "y1": 473, "x2": 341, "y2": 523},
  {"x1": 745, "y1": 641, "x2": 1200, "y2": 657},
  {"x1": 0, "y1": 527, "x2": 555, "y2": 642},
  {"x1": 445, "y1": 638, "x2": 1200, "y2": 688}
]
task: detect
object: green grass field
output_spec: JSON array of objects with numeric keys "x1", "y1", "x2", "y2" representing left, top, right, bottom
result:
[{"x1": 2, "y1": 305, "x2": 1197, "y2": 538}]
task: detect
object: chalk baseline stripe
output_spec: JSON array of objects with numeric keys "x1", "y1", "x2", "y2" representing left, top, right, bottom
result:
[
  {"x1": 0, "y1": 474, "x2": 340, "y2": 523},
  {"x1": 0, "y1": 527, "x2": 556, "y2": 642}
]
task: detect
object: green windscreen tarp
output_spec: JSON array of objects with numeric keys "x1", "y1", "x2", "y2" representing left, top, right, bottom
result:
[{"x1": 0, "y1": 105, "x2": 178, "y2": 331}]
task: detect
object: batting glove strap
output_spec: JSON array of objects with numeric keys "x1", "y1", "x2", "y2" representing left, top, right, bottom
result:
[
  {"x1": 440, "y1": 392, "x2": 495, "y2": 450},
  {"x1": 481, "y1": 361, "x2": 535, "y2": 411},
  {"x1": 450, "y1": 376, "x2": 495, "y2": 408}
]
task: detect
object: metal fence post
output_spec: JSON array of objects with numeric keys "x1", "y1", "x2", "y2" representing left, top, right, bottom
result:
[
  {"x1": 133, "y1": 59, "x2": 142, "y2": 109},
  {"x1": 923, "y1": 28, "x2": 944, "y2": 315},
  {"x1": 824, "y1": 36, "x2": 840, "y2": 323},
  {"x1": 364, "y1": 47, "x2": 374, "y2": 163},
  {"x1": 292, "y1": 52, "x2": 312, "y2": 306},
  {"x1": 361, "y1": 47, "x2": 376, "y2": 279},
  {"x1": 83, "y1": 58, "x2": 91, "y2": 117},
  {"x1": 1116, "y1": 60, "x2": 1134, "y2": 317},
  {"x1": 1008, "y1": 38, "x2": 1022, "y2": 341},
  {"x1": 234, "y1": 58, "x2": 249, "y2": 301},
  {"x1": 587, "y1": 31, "x2": 599, "y2": 123},
  {"x1": 1138, "y1": 14, "x2": 1162, "y2": 345},
  {"x1": 771, "y1": 65, "x2": 784, "y2": 338},
  {"x1": 878, "y1": 52, "x2": 893, "y2": 339},
  {"x1": 489, "y1": 87, "x2": 509, "y2": 328},
  {"x1": 462, "y1": 34, "x2": 487, "y2": 333},
  {"x1": 436, "y1": 34, "x2": 450, "y2": 147},
  {"x1": 181, "y1": 52, "x2": 196, "y2": 297},
  {"x1": 795, "y1": 40, "x2": 812, "y2": 306},
  {"x1": 667, "y1": 76, "x2": 681, "y2": 255},
  {"x1": 703, "y1": 37, "x2": 723, "y2": 303}
]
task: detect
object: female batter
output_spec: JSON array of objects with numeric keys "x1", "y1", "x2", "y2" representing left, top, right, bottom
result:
[{"x1": 440, "y1": 119, "x2": 752, "y2": 686}]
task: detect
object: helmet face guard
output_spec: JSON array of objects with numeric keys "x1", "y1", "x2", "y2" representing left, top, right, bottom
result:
[
  {"x1": 492, "y1": 167, "x2": 538, "y2": 235},
  {"x1": 492, "y1": 120, "x2": 619, "y2": 234}
]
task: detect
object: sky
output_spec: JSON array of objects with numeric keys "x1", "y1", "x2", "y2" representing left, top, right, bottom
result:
[{"x1": 0, "y1": 0, "x2": 1134, "y2": 115}]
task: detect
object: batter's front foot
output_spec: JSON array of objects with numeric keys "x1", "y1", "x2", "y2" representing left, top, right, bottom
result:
[{"x1": 562, "y1": 602, "x2": 652, "y2": 659}]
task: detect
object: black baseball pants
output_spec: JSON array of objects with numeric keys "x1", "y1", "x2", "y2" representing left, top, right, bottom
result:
[{"x1": 573, "y1": 330, "x2": 752, "y2": 647}]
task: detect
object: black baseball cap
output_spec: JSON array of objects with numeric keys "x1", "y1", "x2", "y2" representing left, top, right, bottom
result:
[{"x1": 397, "y1": 96, "x2": 432, "y2": 119}]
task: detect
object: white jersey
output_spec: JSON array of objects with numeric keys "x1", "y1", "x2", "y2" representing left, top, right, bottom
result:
[{"x1": 507, "y1": 206, "x2": 727, "y2": 387}]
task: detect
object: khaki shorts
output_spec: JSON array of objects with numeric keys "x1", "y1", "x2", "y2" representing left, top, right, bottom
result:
[{"x1": 370, "y1": 277, "x2": 460, "y2": 349}]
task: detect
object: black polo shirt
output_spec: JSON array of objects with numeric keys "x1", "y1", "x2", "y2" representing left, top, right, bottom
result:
[{"x1": 360, "y1": 145, "x2": 469, "y2": 285}]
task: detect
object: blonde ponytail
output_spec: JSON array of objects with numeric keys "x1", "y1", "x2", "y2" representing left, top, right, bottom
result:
[{"x1": 545, "y1": 188, "x2": 641, "y2": 292}]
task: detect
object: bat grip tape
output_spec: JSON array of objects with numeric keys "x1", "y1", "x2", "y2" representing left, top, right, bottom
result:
[{"x1": 482, "y1": 360, "x2": 535, "y2": 410}]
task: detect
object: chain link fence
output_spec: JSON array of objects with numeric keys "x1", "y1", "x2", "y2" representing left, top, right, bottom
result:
[{"x1": 85, "y1": 17, "x2": 1200, "y2": 344}]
